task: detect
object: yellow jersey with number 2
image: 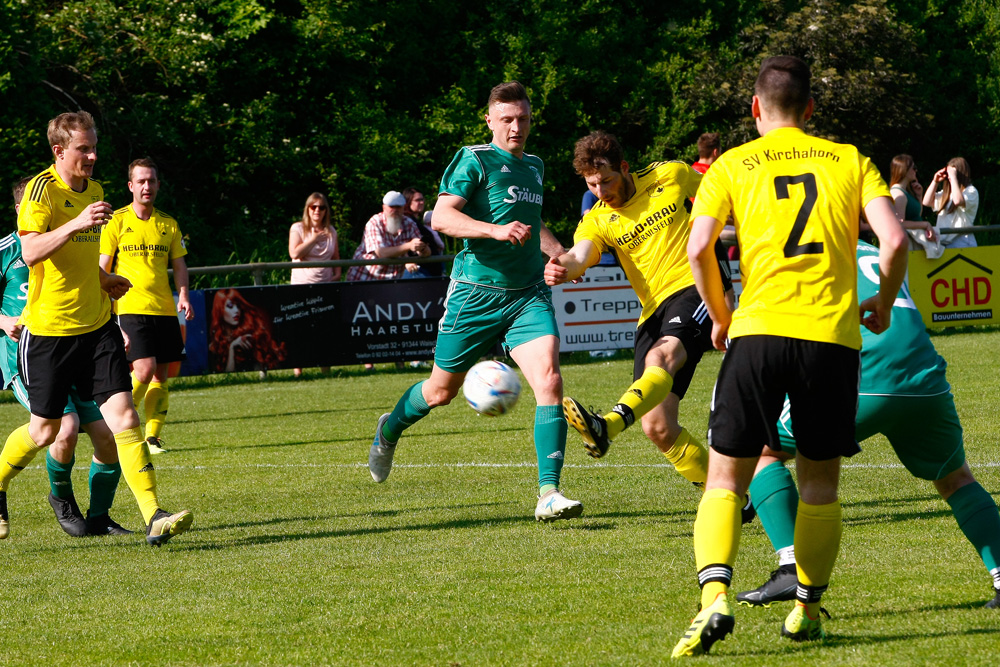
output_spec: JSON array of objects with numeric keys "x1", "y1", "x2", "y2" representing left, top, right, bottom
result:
[{"x1": 692, "y1": 127, "x2": 890, "y2": 349}]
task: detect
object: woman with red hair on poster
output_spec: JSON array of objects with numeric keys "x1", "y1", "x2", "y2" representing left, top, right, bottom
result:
[{"x1": 208, "y1": 289, "x2": 287, "y2": 373}]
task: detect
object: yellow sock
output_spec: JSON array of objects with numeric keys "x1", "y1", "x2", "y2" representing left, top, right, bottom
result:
[
  {"x1": 794, "y1": 499, "x2": 842, "y2": 616},
  {"x1": 603, "y1": 366, "x2": 673, "y2": 439},
  {"x1": 663, "y1": 428, "x2": 708, "y2": 486},
  {"x1": 115, "y1": 426, "x2": 160, "y2": 524},
  {"x1": 0, "y1": 424, "x2": 43, "y2": 491},
  {"x1": 132, "y1": 372, "x2": 149, "y2": 406},
  {"x1": 694, "y1": 488, "x2": 742, "y2": 608},
  {"x1": 144, "y1": 381, "x2": 168, "y2": 439}
]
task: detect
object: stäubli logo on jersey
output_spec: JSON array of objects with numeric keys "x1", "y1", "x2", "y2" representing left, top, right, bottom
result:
[{"x1": 502, "y1": 186, "x2": 542, "y2": 205}]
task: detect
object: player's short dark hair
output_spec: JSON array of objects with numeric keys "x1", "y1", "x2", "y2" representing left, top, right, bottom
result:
[
  {"x1": 488, "y1": 81, "x2": 529, "y2": 108},
  {"x1": 128, "y1": 157, "x2": 159, "y2": 182},
  {"x1": 755, "y1": 55, "x2": 811, "y2": 118},
  {"x1": 573, "y1": 131, "x2": 625, "y2": 176},
  {"x1": 11, "y1": 176, "x2": 31, "y2": 208},
  {"x1": 47, "y1": 111, "x2": 96, "y2": 149},
  {"x1": 697, "y1": 133, "x2": 721, "y2": 159}
]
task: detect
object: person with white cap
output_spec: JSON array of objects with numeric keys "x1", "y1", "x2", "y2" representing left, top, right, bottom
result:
[{"x1": 345, "y1": 190, "x2": 428, "y2": 282}]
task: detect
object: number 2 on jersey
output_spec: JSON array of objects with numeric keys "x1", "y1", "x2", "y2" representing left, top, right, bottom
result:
[{"x1": 774, "y1": 173, "x2": 823, "y2": 258}]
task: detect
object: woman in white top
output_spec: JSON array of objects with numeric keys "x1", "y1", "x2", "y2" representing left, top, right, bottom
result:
[
  {"x1": 289, "y1": 192, "x2": 340, "y2": 284},
  {"x1": 288, "y1": 192, "x2": 339, "y2": 376},
  {"x1": 923, "y1": 157, "x2": 979, "y2": 249}
]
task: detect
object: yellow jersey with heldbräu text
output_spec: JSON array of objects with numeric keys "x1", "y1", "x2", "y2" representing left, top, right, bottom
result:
[
  {"x1": 101, "y1": 205, "x2": 187, "y2": 316},
  {"x1": 575, "y1": 161, "x2": 702, "y2": 327}
]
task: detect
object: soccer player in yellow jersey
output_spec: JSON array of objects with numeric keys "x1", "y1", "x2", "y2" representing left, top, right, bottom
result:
[
  {"x1": 546, "y1": 131, "x2": 735, "y2": 499},
  {"x1": 100, "y1": 158, "x2": 193, "y2": 455},
  {"x1": 1, "y1": 111, "x2": 193, "y2": 546},
  {"x1": 670, "y1": 56, "x2": 908, "y2": 657}
]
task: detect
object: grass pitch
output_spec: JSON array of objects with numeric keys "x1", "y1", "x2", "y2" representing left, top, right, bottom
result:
[{"x1": 0, "y1": 331, "x2": 997, "y2": 665}]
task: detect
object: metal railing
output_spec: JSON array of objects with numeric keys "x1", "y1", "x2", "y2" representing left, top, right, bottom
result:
[{"x1": 183, "y1": 255, "x2": 455, "y2": 286}]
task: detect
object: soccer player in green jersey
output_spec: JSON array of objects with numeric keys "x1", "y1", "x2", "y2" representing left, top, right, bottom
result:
[
  {"x1": 671, "y1": 57, "x2": 908, "y2": 656},
  {"x1": 2, "y1": 111, "x2": 192, "y2": 545},
  {"x1": 736, "y1": 241, "x2": 1000, "y2": 610},
  {"x1": 0, "y1": 178, "x2": 131, "y2": 538},
  {"x1": 368, "y1": 81, "x2": 582, "y2": 521}
]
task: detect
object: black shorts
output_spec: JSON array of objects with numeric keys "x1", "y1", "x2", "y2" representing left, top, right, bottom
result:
[
  {"x1": 18, "y1": 319, "x2": 133, "y2": 419},
  {"x1": 119, "y1": 314, "x2": 186, "y2": 363},
  {"x1": 633, "y1": 285, "x2": 713, "y2": 399},
  {"x1": 708, "y1": 335, "x2": 859, "y2": 461}
]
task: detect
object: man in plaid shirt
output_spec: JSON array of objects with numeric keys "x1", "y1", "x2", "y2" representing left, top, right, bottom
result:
[{"x1": 346, "y1": 191, "x2": 428, "y2": 281}]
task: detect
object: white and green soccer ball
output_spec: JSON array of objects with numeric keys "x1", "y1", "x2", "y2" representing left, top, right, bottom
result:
[{"x1": 463, "y1": 360, "x2": 521, "y2": 417}]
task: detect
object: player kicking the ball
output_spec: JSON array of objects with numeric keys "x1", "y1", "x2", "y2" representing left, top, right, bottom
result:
[
  {"x1": 367, "y1": 82, "x2": 581, "y2": 522},
  {"x1": 546, "y1": 132, "x2": 742, "y2": 510},
  {"x1": 736, "y1": 241, "x2": 1000, "y2": 611}
]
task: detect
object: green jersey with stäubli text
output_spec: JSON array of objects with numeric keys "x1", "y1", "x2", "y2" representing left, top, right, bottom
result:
[{"x1": 439, "y1": 143, "x2": 545, "y2": 289}]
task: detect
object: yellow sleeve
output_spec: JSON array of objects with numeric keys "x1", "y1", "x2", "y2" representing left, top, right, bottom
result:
[
  {"x1": 17, "y1": 183, "x2": 52, "y2": 235},
  {"x1": 169, "y1": 222, "x2": 187, "y2": 260},
  {"x1": 573, "y1": 211, "x2": 609, "y2": 253},
  {"x1": 690, "y1": 161, "x2": 732, "y2": 223},
  {"x1": 682, "y1": 163, "x2": 703, "y2": 200},
  {"x1": 859, "y1": 154, "x2": 891, "y2": 207},
  {"x1": 100, "y1": 214, "x2": 122, "y2": 256}
]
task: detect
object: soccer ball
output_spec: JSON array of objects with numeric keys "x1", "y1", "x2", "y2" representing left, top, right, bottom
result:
[{"x1": 463, "y1": 360, "x2": 521, "y2": 417}]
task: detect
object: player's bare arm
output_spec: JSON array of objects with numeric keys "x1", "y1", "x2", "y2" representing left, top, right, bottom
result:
[
  {"x1": 544, "y1": 240, "x2": 600, "y2": 286},
  {"x1": 432, "y1": 193, "x2": 531, "y2": 246},
  {"x1": 172, "y1": 256, "x2": 195, "y2": 321},
  {"x1": 20, "y1": 201, "x2": 114, "y2": 266},
  {"x1": 687, "y1": 214, "x2": 731, "y2": 350},
  {"x1": 538, "y1": 223, "x2": 566, "y2": 259},
  {"x1": 859, "y1": 196, "x2": 908, "y2": 334}
]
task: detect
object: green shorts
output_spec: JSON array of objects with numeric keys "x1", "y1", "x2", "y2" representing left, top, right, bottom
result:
[
  {"x1": 775, "y1": 391, "x2": 965, "y2": 480},
  {"x1": 434, "y1": 281, "x2": 559, "y2": 373},
  {"x1": 10, "y1": 375, "x2": 104, "y2": 425}
]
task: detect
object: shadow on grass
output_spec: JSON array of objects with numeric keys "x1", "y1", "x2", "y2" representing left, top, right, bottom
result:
[
  {"x1": 726, "y1": 627, "x2": 1000, "y2": 658},
  {"x1": 167, "y1": 505, "x2": 697, "y2": 551}
]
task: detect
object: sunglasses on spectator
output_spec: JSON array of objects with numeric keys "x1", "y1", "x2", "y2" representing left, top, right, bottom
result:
[{"x1": 309, "y1": 204, "x2": 326, "y2": 210}]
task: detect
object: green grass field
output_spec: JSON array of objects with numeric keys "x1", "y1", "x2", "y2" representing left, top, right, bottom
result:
[{"x1": 0, "y1": 331, "x2": 998, "y2": 665}]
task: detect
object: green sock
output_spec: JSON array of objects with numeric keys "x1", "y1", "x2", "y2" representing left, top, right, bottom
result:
[
  {"x1": 383, "y1": 381, "x2": 430, "y2": 443},
  {"x1": 749, "y1": 461, "x2": 799, "y2": 553},
  {"x1": 88, "y1": 461, "x2": 122, "y2": 517},
  {"x1": 946, "y1": 482, "x2": 1000, "y2": 572},
  {"x1": 534, "y1": 405, "x2": 567, "y2": 490},
  {"x1": 46, "y1": 451, "x2": 75, "y2": 500}
]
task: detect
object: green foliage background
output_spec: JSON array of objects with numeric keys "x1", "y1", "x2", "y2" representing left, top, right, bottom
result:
[{"x1": 1, "y1": 0, "x2": 998, "y2": 283}]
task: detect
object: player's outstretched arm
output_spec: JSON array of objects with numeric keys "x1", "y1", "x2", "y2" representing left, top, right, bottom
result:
[
  {"x1": 539, "y1": 223, "x2": 566, "y2": 259},
  {"x1": 544, "y1": 240, "x2": 600, "y2": 286},
  {"x1": 432, "y1": 194, "x2": 531, "y2": 245},
  {"x1": 172, "y1": 256, "x2": 194, "y2": 321},
  {"x1": 21, "y1": 201, "x2": 114, "y2": 266},
  {"x1": 860, "y1": 196, "x2": 908, "y2": 334},
  {"x1": 688, "y1": 214, "x2": 731, "y2": 350}
]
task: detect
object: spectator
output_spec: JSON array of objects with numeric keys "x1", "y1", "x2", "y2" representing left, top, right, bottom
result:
[
  {"x1": 580, "y1": 190, "x2": 598, "y2": 216},
  {"x1": 888, "y1": 154, "x2": 938, "y2": 256},
  {"x1": 289, "y1": 192, "x2": 338, "y2": 376},
  {"x1": 924, "y1": 157, "x2": 979, "y2": 249},
  {"x1": 289, "y1": 192, "x2": 340, "y2": 284},
  {"x1": 345, "y1": 191, "x2": 427, "y2": 282},
  {"x1": 401, "y1": 187, "x2": 445, "y2": 278},
  {"x1": 692, "y1": 132, "x2": 720, "y2": 174}
]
